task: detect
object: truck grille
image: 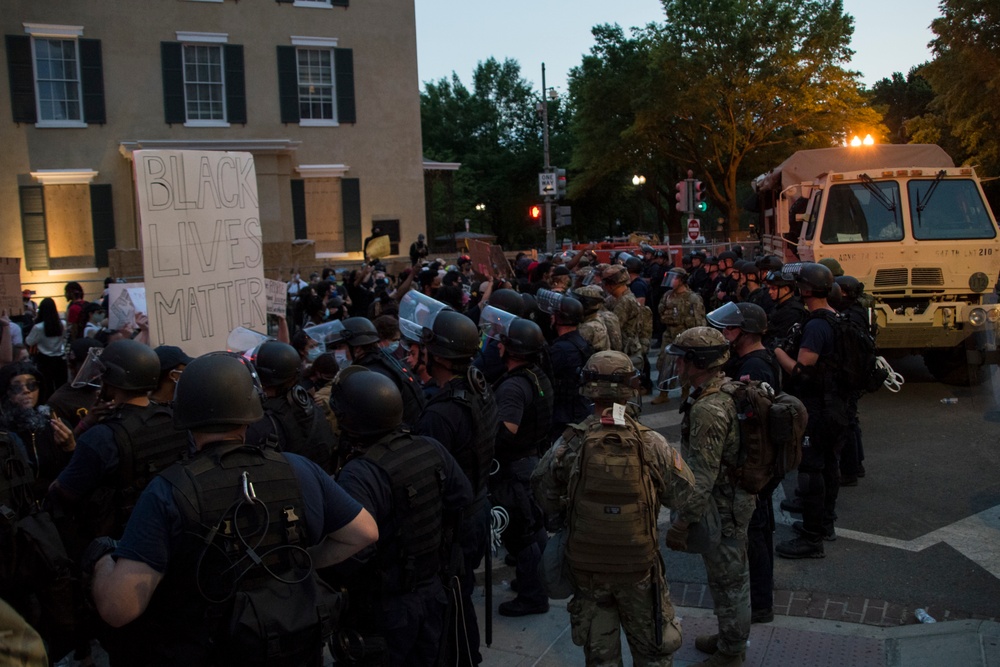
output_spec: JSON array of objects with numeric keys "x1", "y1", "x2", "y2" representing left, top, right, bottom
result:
[
  {"x1": 874, "y1": 268, "x2": 908, "y2": 287},
  {"x1": 911, "y1": 268, "x2": 944, "y2": 286}
]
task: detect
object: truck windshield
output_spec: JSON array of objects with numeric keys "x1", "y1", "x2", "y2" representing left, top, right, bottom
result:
[
  {"x1": 907, "y1": 179, "x2": 997, "y2": 240},
  {"x1": 820, "y1": 182, "x2": 902, "y2": 244}
]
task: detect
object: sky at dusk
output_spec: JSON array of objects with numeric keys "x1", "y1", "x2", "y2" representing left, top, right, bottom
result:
[{"x1": 415, "y1": 0, "x2": 941, "y2": 94}]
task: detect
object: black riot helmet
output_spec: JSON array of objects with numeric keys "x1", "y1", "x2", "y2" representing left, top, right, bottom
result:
[
  {"x1": 835, "y1": 275, "x2": 863, "y2": 301},
  {"x1": 337, "y1": 317, "x2": 381, "y2": 347},
  {"x1": 250, "y1": 340, "x2": 300, "y2": 388},
  {"x1": 427, "y1": 310, "x2": 481, "y2": 361},
  {"x1": 500, "y1": 317, "x2": 546, "y2": 359},
  {"x1": 707, "y1": 301, "x2": 768, "y2": 335},
  {"x1": 796, "y1": 262, "x2": 834, "y2": 297},
  {"x1": 624, "y1": 256, "x2": 643, "y2": 274},
  {"x1": 99, "y1": 339, "x2": 160, "y2": 391},
  {"x1": 488, "y1": 289, "x2": 526, "y2": 317},
  {"x1": 174, "y1": 354, "x2": 264, "y2": 432},
  {"x1": 329, "y1": 366, "x2": 403, "y2": 438},
  {"x1": 553, "y1": 295, "x2": 583, "y2": 326}
]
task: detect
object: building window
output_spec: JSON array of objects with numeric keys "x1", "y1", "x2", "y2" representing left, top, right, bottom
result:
[
  {"x1": 183, "y1": 44, "x2": 225, "y2": 122},
  {"x1": 277, "y1": 43, "x2": 354, "y2": 125},
  {"x1": 33, "y1": 38, "x2": 83, "y2": 123},
  {"x1": 5, "y1": 28, "x2": 105, "y2": 126},
  {"x1": 18, "y1": 181, "x2": 116, "y2": 272},
  {"x1": 297, "y1": 48, "x2": 334, "y2": 122}
]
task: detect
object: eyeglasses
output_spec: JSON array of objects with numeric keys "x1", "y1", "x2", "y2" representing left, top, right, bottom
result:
[{"x1": 9, "y1": 381, "x2": 39, "y2": 394}]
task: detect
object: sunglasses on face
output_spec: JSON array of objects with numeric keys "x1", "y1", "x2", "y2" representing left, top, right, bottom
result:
[{"x1": 9, "y1": 381, "x2": 39, "y2": 394}]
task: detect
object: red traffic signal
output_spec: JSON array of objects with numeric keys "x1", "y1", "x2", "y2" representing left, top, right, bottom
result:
[
  {"x1": 693, "y1": 180, "x2": 708, "y2": 212},
  {"x1": 529, "y1": 205, "x2": 542, "y2": 220}
]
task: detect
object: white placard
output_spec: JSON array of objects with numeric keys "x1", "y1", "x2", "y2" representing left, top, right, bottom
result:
[
  {"x1": 107, "y1": 283, "x2": 147, "y2": 331},
  {"x1": 134, "y1": 150, "x2": 266, "y2": 356},
  {"x1": 265, "y1": 278, "x2": 288, "y2": 318}
]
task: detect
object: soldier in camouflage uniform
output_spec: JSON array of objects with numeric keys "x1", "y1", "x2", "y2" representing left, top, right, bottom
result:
[
  {"x1": 664, "y1": 328, "x2": 754, "y2": 667},
  {"x1": 574, "y1": 285, "x2": 620, "y2": 353},
  {"x1": 653, "y1": 268, "x2": 706, "y2": 405},
  {"x1": 602, "y1": 265, "x2": 651, "y2": 366},
  {"x1": 532, "y1": 351, "x2": 694, "y2": 667}
]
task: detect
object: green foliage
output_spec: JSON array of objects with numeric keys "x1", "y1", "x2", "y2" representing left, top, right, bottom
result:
[
  {"x1": 569, "y1": 0, "x2": 885, "y2": 234},
  {"x1": 918, "y1": 0, "x2": 1000, "y2": 175},
  {"x1": 869, "y1": 69, "x2": 935, "y2": 144}
]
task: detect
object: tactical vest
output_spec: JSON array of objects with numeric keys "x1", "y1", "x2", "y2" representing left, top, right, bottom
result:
[
  {"x1": 105, "y1": 403, "x2": 190, "y2": 526},
  {"x1": 565, "y1": 414, "x2": 660, "y2": 580},
  {"x1": 495, "y1": 364, "x2": 553, "y2": 463},
  {"x1": 362, "y1": 433, "x2": 446, "y2": 593},
  {"x1": 158, "y1": 443, "x2": 338, "y2": 666},
  {"x1": 263, "y1": 386, "x2": 334, "y2": 473},
  {"x1": 597, "y1": 311, "x2": 624, "y2": 352},
  {"x1": 425, "y1": 368, "x2": 497, "y2": 494},
  {"x1": 359, "y1": 349, "x2": 427, "y2": 426},
  {"x1": 549, "y1": 332, "x2": 594, "y2": 428}
]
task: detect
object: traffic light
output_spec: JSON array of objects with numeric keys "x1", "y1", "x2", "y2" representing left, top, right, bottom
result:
[
  {"x1": 529, "y1": 205, "x2": 542, "y2": 222},
  {"x1": 693, "y1": 180, "x2": 708, "y2": 212},
  {"x1": 555, "y1": 168, "x2": 567, "y2": 198},
  {"x1": 675, "y1": 181, "x2": 689, "y2": 213}
]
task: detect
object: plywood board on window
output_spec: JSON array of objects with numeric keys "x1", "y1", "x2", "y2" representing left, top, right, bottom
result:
[{"x1": 0, "y1": 258, "x2": 23, "y2": 315}]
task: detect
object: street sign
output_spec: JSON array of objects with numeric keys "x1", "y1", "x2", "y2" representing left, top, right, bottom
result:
[
  {"x1": 539, "y1": 172, "x2": 556, "y2": 196},
  {"x1": 687, "y1": 218, "x2": 700, "y2": 241},
  {"x1": 555, "y1": 205, "x2": 571, "y2": 227}
]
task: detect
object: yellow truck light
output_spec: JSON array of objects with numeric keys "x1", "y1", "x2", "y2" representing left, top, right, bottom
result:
[
  {"x1": 988, "y1": 307, "x2": 1000, "y2": 323},
  {"x1": 969, "y1": 308, "x2": 987, "y2": 326}
]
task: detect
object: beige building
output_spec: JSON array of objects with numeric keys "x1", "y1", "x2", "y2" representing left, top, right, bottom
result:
[{"x1": 1, "y1": 0, "x2": 426, "y2": 303}]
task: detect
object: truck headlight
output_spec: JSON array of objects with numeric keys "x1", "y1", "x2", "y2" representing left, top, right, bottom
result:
[
  {"x1": 969, "y1": 308, "x2": 987, "y2": 326},
  {"x1": 988, "y1": 307, "x2": 1000, "y2": 323}
]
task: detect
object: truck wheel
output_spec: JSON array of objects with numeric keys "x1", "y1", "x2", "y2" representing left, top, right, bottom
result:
[{"x1": 923, "y1": 344, "x2": 987, "y2": 386}]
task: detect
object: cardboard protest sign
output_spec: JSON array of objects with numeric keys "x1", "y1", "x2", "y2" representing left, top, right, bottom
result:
[
  {"x1": 0, "y1": 258, "x2": 22, "y2": 316},
  {"x1": 265, "y1": 278, "x2": 288, "y2": 318},
  {"x1": 365, "y1": 235, "x2": 391, "y2": 261},
  {"x1": 490, "y1": 245, "x2": 513, "y2": 279},
  {"x1": 134, "y1": 150, "x2": 266, "y2": 356},
  {"x1": 469, "y1": 240, "x2": 493, "y2": 278},
  {"x1": 107, "y1": 283, "x2": 147, "y2": 331}
]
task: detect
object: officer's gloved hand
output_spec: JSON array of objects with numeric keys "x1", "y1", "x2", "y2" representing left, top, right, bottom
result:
[
  {"x1": 81, "y1": 536, "x2": 119, "y2": 576},
  {"x1": 665, "y1": 522, "x2": 689, "y2": 552}
]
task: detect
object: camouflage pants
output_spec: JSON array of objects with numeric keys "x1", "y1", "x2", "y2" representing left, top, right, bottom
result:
[
  {"x1": 567, "y1": 572, "x2": 682, "y2": 667},
  {"x1": 700, "y1": 534, "x2": 751, "y2": 655}
]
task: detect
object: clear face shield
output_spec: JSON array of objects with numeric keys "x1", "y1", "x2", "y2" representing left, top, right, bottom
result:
[
  {"x1": 535, "y1": 289, "x2": 566, "y2": 317},
  {"x1": 398, "y1": 290, "x2": 452, "y2": 344},
  {"x1": 616, "y1": 251, "x2": 638, "y2": 266},
  {"x1": 71, "y1": 347, "x2": 105, "y2": 388},
  {"x1": 303, "y1": 320, "x2": 347, "y2": 354},
  {"x1": 479, "y1": 305, "x2": 518, "y2": 342},
  {"x1": 226, "y1": 327, "x2": 271, "y2": 355}
]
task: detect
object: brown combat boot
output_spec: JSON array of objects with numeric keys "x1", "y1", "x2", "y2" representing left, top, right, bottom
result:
[
  {"x1": 651, "y1": 391, "x2": 671, "y2": 405},
  {"x1": 694, "y1": 633, "x2": 718, "y2": 654},
  {"x1": 693, "y1": 651, "x2": 745, "y2": 666}
]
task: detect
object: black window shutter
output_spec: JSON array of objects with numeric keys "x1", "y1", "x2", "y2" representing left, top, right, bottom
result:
[
  {"x1": 341, "y1": 178, "x2": 361, "y2": 251},
  {"x1": 334, "y1": 48, "x2": 355, "y2": 124},
  {"x1": 224, "y1": 44, "x2": 246, "y2": 124},
  {"x1": 79, "y1": 38, "x2": 106, "y2": 124},
  {"x1": 6, "y1": 35, "x2": 37, "y2": 124},
  {"x1": 19, "y1": 186, "x2": 49, "y2": 271},
  {"x1": 161, "y1": 42, "x2": 185, "y2": 124},
  {"x1": 291, "y1": 179, "x2": 307, "y2": 240},
  {"x1": 276, "y1": 46, "x2": 300, "y2": 124},
  {"x1": 331, "y1": 0, "x2": 349, "y2": 6},
  {"x1": 275, "y1": 0, "x2": 294, "y2": 3},
  {"x1": 90, "y1": 184, "x2": 115, "y2": 267}
]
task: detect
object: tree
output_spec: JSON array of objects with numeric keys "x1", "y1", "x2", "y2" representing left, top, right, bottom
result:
[
  {"x1": 868, "y1": 69, "x2": 935, "y2": 144},
  {"x1": 569, "y1": 0, "x2": 885, "y2": 234},
  {"x1": 421, "y1": 58, "x2": 568, "y2": 248},
  {"x1": 916, "y1": 0, "x2": 1000, "y2": 175}
]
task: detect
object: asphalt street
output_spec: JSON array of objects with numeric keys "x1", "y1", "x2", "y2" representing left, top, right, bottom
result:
[{"x1": 646, "y1": 351, "x2": 1000, "y2": 620}]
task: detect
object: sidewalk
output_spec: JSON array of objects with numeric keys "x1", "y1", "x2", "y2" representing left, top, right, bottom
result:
[{"x1": 476, "y1": 580, "x2": 1000, "y2": 667}]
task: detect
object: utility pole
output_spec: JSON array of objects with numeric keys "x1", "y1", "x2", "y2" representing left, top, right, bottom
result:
[{"x1": 540, "y1": 63, "x2": 555, "y2": 254}]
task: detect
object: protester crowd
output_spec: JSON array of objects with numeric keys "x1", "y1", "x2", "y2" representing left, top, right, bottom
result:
[{"x1": 0, "y1": 240, "x2": 877, "y2": 667}]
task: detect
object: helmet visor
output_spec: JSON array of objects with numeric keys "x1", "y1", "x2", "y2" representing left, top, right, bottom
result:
[
  {"x1": 226, "y1": 326, "x2": 271, "y2": 354},
  {"x1": 71, "y1": 347, "x2": 105, "y2": 388},
  {"x1": 706, "y1": 301, "x2": 743, "y2": 329},
  {"x1": 479, "y1": 305, "x2": 518, "y2": 341},
  {"x1": 303, "y1": 320, "x2": 347, "y2": 352},
  {"x1": 535, "y1": 289, "x2": 565, "y2": 316},
  {"x1": 399, "y1": 291, "x2": 452, "y2": 344}
]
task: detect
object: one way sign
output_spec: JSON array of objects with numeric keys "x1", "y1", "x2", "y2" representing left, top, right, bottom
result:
[{"x1": 539, "y1": 172, "x2": 556, "y2": 196}]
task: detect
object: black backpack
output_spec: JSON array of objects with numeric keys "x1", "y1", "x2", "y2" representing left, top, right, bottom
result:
[{"x1": 813, "y1": 310, "x2": 888, "y2": 394}]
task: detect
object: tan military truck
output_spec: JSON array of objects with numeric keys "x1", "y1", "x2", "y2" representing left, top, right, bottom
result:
[{"x1": 751, "y1": 144, "x2": 1000, "y2": 384}]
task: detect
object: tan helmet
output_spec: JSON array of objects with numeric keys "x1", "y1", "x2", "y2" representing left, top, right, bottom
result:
[
  {"x1": 573, "y1": 285, "x2": 606, "y2": 314},
  {"x1": 580, "y1": 350, "x2": 640, "y2": 401},
  {"x1": 601, "y1": 264, "x2": 629, "y2": 286},
  {"x1": 665, "y1": 326, "x2": 730, "y2": 370}
]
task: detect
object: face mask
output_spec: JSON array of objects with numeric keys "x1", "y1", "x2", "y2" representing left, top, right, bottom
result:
[
  {"x1": 384, "y1": 341, "x2": 400, "y2": 355},
  {"x1": 334, "y1": 349, "x2": 351, "y2": 369},
  {"x1": 324, "y1": 308, "x2": 331, "y2": 319},
  {"x1": 306, "y1": 347, "x2": 323, "y2": 362}
]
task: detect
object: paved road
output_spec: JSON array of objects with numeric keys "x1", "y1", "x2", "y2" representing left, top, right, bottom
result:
[{"x1": 644, "y1": 352, "x2": 1000, "y2": 620}]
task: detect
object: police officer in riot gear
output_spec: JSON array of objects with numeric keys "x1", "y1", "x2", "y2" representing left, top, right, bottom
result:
[
  {"x1": 88, "y1": 353, "x2": 378, "y2": 666},
  {"x1": 332, "y1": 367, "x2": 472, "y2": 666},
  {"x1": 414, "y1": 304, "x2": 499, "y2": 666},
  {"x1": 542, "y1": 292, "x2": 594, "y2": 440},
  {"x1": 491, "y1": 317, "x2": 553, "y2": 617},
  {"x1": 763, "y1": 266, "x2": 808, "y2": 349},
  {"x1": 474, "y1": 289, "x2": 526, "y2": 383},
  {"x1": 244, "y1": 340, "x2": 336, "y2": 473},
  {"x1": 329, "y1": 316, "x2": 426, "y2": 426}
]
